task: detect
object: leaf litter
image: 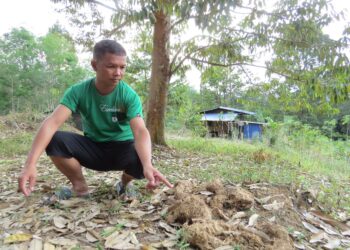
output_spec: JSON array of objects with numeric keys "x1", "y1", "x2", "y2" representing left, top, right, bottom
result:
[{"x1": 0, "y1": 132, "x2": 349, "y2": 249}]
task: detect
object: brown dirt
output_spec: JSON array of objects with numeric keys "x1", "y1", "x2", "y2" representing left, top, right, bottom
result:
[
  {"x1": 173, "y1": 180, "x2": 195, "y2": 199},
  {"x1": 166, "y1": 180, "x2": 296, "y2": 250},
  {"x1": 205, "y1": 179, "x2": 225, "y2": 194},
  {"x1": 183, "y1": 220, "x2": 295, "y2": 250},
  {"x1": 166, "y1": 195, "x2": 212, "y2": 224},
  {"x1": 257, "y1": 222, "x2": 295, "y2": 250}
]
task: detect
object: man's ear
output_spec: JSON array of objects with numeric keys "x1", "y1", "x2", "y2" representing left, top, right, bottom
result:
[{"x1": 91, "y1": 59, "x2": 97, "y2": 71}]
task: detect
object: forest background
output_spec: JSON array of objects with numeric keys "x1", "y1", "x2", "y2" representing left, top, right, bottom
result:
[{"x1": 1, "y1": 0, "x2": 350, "y2": 142}]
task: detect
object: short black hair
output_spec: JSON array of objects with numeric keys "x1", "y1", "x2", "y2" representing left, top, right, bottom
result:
[{"x1": 93, "y1": 40, "x2": 126, "y2": 60}]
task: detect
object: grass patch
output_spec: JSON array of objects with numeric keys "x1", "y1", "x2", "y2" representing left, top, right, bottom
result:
[{"x1": 0, "y1": 131, "x2": 33, "y2": 157}]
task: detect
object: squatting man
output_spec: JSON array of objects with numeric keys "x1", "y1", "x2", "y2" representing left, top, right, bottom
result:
[{"x1": 18, "y1": 39, "x2": 173, "y2": 198}]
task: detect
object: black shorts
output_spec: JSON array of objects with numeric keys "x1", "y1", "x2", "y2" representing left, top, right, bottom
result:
[{"x1": 45, "y1": 131, "x2": 144, "y2": 179}]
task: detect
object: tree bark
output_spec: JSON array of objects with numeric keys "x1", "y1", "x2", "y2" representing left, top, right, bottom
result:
[{"x1": 146, "y1": 11, "x2": 171, "y2": 145}]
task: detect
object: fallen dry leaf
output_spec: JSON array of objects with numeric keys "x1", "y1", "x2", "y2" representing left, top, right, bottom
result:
[
  {"x1": 342, "y1": 230, "x2": 350, "y2": 236},
  {"x1": 48, "y1": 237, "x2": 79, "y2": 246},
  {"x1": 262, "y1": 200, "x2": 285, "y2": 210},
  {"x1": 215, "y1": 246, "x2": 236, "y2": 250},
  {"x1": 105, "y1": 231, "x2": 140, "y2": 249},
  {"x1": 310, "y1": 210, "x2": 350, "y2": 232},
  {"x1": 4, "y1": 233, "x2": 32, "y2": 244},
  {"x1": 302, "y1": 221, "x2": 320, "y2": 234},
  {"x1": 199, "y1": 191, "x2": 214, "y2": 196},
  {"x1": 141, "y1": 245, "x2": 158, "y2": 250},
  {"x1": 43, "y1": 241, "x2": 55, "y2": 250},
  {"x1": 158, "y1": 221, "x2": 177, "y2": 234},
  {"x1": 293, "y1": 242, "x2": 306, "y2": 249},
  {"x1": 29, "y1": 238, "x2": 43, "y2": 250},
  {"x1": 248, "y1": 214, "x2": 259, "y2": 227},
  {"x1": 323, "y1": 238, "x2": 341, "y2": 249},
  {"x1": 309, "y1": 231, "x2": 326, "y2": 243},
  {"x1": 151, "y1": 239, "x2": 177, "y2": 248},
  {"x1": 231, "y1": 211, "x2": 246, "y2": 219},
  {"x1": 53, "y1": 216, "x2": 69, "y2": 229},
  {"x1": 86, "y1": 231, "x2": 98, "y2": 243}
]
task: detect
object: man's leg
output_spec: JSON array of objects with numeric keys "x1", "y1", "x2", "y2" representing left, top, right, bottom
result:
[
  {"x1": 50, "y1": 156, "x2": 89, "y2": 196},
  {"x1": 45, "y1": 131, "x2": 101, "y2": 196},
  {"x1": 121, "y1": 172, "x2": 134, "y2": 187}
]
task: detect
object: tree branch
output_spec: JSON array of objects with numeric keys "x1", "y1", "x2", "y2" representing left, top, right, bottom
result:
[
  {"x1": 223, "y1": 27, "x2": 349, "y2": 48},
  {"x1": 239, "y1": 65, "x2": 254, "y2": 86},
  {"x1": 170, "y1": 45, "x2": 211, "y2": 76},
  {"x1": 101, "y1": 20, "x2": 131, "y2": 37},
  {"x1": 86, "y1": 0, "x2": 117, "y2": 11},
  {"x1": 169, "y1": 35, "x2": 220, "y2": 72},
  {"x1": 189, "y1": 57, "x2": 305, "y2": 82}
]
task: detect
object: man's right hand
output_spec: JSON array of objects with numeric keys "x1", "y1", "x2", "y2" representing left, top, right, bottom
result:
[
  {"x1": 17, "y1": 105, "x2": 72, "y2": 196},
  {"x1": 18, "y1": 165, "x2": 37, "y2": 196}
]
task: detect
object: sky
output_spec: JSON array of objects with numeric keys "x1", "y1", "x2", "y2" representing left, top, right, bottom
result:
[{"x1": 1, "y1": 0, "x2": 349, "y2": 90}]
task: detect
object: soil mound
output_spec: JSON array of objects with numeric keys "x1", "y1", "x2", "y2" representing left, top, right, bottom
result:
[{"x1": 166, "y1": 179, "x2": 295, "y2": 250}]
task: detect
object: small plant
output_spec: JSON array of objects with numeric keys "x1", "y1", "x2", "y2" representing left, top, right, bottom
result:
[
  {"x1": 108, "y1": 201, "x2": 123, "y2": 214},
  {"x1": 100, "y1": 223, "x2": 125, "y2": 238},
  {"x1": 96, "y1": 242, "x2": 105, "y2": 250},
  {"x1": 176, "y1": 228, "x2": 190, "y2": 250},
  {"x1": 70, "y1": 246, "x2": 81, "y2": 250}
]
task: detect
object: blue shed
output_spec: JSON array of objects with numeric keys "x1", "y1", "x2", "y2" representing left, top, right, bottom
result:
[
  {"x1": 243, "y1": 122, "x2": 263, "y2": 139},
  {"x1": 200, "y1": 106, "x2": 265, "y2": 139}
]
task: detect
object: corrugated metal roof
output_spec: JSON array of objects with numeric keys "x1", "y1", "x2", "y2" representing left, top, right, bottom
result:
[
  {"x1": 201, "y1": 113, "x2": 238, "y2": 121},
  {"x1": 201, "y1": 106, "x2": 256, "y2": 115}
]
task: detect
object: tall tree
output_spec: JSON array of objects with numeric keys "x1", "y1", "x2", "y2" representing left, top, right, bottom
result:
[
  {"x1": 41, "y1": 27, "x2": 89, "y2": 110},
  {"x1": 200, "y1": 66, "x2": 245, "y2": 109},
  {"x1": 0, "y1": 28, "x2": 43, "y2": 113},
  {"x1": 0, "y1": 27, "x2": 89, "y2": 114}
]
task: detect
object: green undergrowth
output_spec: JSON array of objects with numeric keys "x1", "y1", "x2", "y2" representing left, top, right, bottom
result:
[
  {"x1": 0, "y1": 131, "x2": 33, "y2": 157},
  {"x1": 0, "y1": 112, "x2": 80, "y2": 157}
]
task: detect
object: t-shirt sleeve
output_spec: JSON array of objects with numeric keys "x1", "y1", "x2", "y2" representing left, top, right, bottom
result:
[
  {"x1": 126, "y1": 93, "x2": 143, "y2": 121},
  {"x1": 60, "y1": 86, "x2": 79, "y2": 112}
]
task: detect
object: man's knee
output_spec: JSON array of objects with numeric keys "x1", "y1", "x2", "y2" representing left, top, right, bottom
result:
[
  {"x1": 47, "y1": 131, "x2": 67, "y2": 146},
  {"x1": 46, "y1": 131, "x2": 73, "y2": 156}
]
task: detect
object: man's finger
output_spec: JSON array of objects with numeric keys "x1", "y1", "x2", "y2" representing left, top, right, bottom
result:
[
  {"x1": 29, "y1": 176, "x2": 36, "y2": 192},
  {"x1": 18, "y1": 177, "x2": 28, "y2": 196},
  {"x1": 157, "y1": 174, "x2": 173, "y2": 188},
  {"x1": 146, "y1": 181, "x2": 156, "y2": 189},
  {"x1": 147, "y1": 173, "x2": 155, "y2": 186}
]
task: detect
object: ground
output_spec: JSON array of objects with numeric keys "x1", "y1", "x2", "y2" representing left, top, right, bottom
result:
[{"x1": 0, "y1": 114, "x2": 349, "y2": 250}]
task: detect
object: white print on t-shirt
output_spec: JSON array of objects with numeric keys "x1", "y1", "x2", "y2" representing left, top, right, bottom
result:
[{"x1": 99, "y1": 104, "x2": 121, "y2": 112}]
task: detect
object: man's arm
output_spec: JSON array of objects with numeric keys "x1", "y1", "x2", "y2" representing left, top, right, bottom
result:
[
  {"x1": 18, "y1": 105, "x2": 72, "y2": 196},
  {"x1": 130, "y1": 117, "x2": 173, "y2": 189}
]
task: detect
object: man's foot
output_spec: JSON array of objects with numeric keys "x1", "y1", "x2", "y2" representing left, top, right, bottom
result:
[
  {"x1": 55, "y1": 186, "x2": 91, "y2": 200},
  {"x1": 115, "y1": 181, "x2": 140, "y2": 199}
]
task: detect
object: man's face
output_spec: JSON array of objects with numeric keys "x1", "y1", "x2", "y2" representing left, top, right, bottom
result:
[{"x1": 92, "y1": 53, "x2": 127, "y2": 85}]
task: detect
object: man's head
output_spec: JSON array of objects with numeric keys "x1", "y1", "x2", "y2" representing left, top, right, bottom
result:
[
  {"x1": 93, "y1": 40, "x2": 126, "y2": 60},
  {"x1": 91, "y1": 40, "x2": 127, "y2": 86}
]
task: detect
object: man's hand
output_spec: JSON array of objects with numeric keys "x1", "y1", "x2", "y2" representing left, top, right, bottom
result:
[
  {"x1": 143, "y1": 165, "x2": 173, "y2": 190},
  {"x1": 18, "y1": 165, "x2": 37, "y2": 196}
]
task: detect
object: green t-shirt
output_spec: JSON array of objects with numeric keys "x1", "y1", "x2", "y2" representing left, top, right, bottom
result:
[{"x1": 60, "y1": 78, "x2": 143, "y2": 142}]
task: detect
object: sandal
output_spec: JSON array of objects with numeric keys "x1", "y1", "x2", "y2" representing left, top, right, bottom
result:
[{"x1": 115, "y1": 182, "x2": 140, "y2": 199}]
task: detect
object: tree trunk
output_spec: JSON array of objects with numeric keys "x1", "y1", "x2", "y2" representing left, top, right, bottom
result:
[{"x1": 146, "y1": 11, "x2": 171, "y2": 145}]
